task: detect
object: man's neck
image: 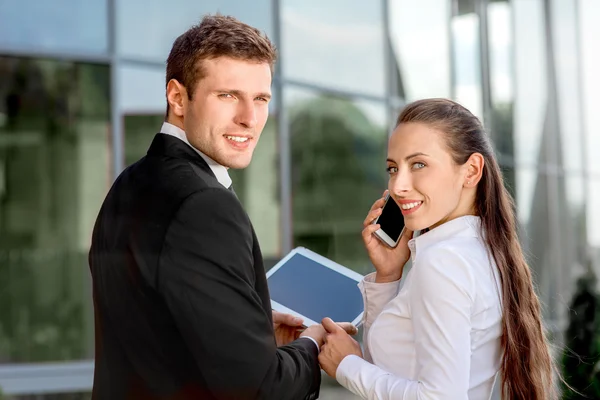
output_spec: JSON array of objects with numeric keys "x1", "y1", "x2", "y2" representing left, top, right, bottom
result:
[{"x1": 165, "y1": 116, "x2": 185, "y2": 132}]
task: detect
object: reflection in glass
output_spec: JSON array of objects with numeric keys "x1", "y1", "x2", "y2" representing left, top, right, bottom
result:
[
  {"x1": 451, "y1": 8, "x2": 483, "y2": 120},
  {"x1": 0, "y1": 57, "x2": 110, "y2": 363},
  {"x1": 588, "y1": 179, "x2": 600, "y2": 269},
  {"x1": 287, "y1": 88, "x2": 388, "y2": 273},
  {"x1": 281, "y1": 0, "x2": 385, "y2": 96},
  {"x1": 515, "y1": 167, "x2": 558, "y2": 325},
  {"x1": 229, "y1": 117, "x2": 281, "y2": 260},
  {"x1": 116, "y1": 0, "x2": 273, "y2": 61},
  {"x1": 487, "y1": 1, "x2": 515, "y2": 169},
  {"x1": 124, "y1": 114, "x2": 164, "y2": 167},
  {"x1": 0, "y1": 0, "x2": 108, "y2": 54},
  {"x1": 118, "y1": 64, "x2": 166, "y2": 115},
  {"x1": 580, "y1": 0, "x2": 600, "y2": 174},
  {"x1": 555, "y1": 174, "x2": 587, "y2": 325},
  {"x1": 388, "y1": 0, "x2": 451, "y2": 100},
  {"x1": 513, "y1": 0, "x2": 548, "y2": 167},
  {"x1": 12, "y1": 393, "x2": 91, "y2": 400},
  {"x1": 550, "y1": 0, "x2": 585, "y2": 174},
  {"x1": 516, "y1": 167, "x2": 585, "y2": 336}
]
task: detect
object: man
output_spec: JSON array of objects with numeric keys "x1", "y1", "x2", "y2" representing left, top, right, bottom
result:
[{"x1": 89, "y1": 14, "x2": 353, "y2": 400}]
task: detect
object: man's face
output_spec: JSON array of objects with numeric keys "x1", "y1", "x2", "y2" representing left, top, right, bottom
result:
[{"x1": 180, "y1": 57, "x2": 272, "y2": 169}]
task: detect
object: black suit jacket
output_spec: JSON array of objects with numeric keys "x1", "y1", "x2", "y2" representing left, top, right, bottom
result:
[{"x1": 89, "y1": 133, "x2": 321, "y2": 400}]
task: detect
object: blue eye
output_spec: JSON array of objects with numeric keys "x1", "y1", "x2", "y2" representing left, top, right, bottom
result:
[
  {"x1": 412, "y1": 162, "x2": 426, "y2": 170},
  {"x1": 386, "y1": 166, "x2": 398, "y2": 174}
]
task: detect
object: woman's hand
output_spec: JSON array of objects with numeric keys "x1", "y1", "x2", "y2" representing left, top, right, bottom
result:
[
  {"x1": 318, "y1": 318, "x2": 363, "y2": 378},
  {"x1": 362, "y1": 191, "x2": 413, "y2": 283}
]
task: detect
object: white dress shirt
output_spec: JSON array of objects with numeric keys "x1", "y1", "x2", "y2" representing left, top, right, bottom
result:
[
  {"x1": 336, "y1": 216, "x2": 503, "y2": 399},
  {"x1": 159, "y1": 121, "x2": 320, "y2": 352}
]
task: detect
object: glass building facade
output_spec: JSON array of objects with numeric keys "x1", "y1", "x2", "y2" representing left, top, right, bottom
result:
[{"x1": 0, "y1": 0, "x2": 598, "y2": 398}]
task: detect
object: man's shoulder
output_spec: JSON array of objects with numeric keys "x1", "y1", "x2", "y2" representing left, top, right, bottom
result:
[{"x1": 122, "y1": 153, "x2": 223, "y2": 199}]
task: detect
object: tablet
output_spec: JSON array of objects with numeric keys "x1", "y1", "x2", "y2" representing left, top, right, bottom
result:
[{"x1": 266, "y1": 247, "x2": 364, "y2": 327}]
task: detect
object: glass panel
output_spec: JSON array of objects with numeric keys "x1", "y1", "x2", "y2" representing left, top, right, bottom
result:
[
  {"x1": 116, "y1": 0, "x2": 273, "y2": 61},
  {"x1": 388, "y1": 0, "x2": 451, "y2": 100},
  {"x1": 0, "y1": 0, "x2": 108, "y2": 54},
  {"x1": 281, "y1": 0, "x2": 385, "y2": 96},
  {"x1": 12, "y1": 393, "x2": 90, "y2": 400},
  {"x1": 588, "y1": 179, "x2": 600, "y2": 269},
  {"x1": 550, "y1": 0, "x2": 585, "y2": 174},
  {"x1": 555, "y1": 173, "x2": 587, "y2": 325},
  {"x1": 228, "y1": 117, "x2": 280, "y2": 259},
  {"x1": 452, "y1": 6, "x2": 483, "y2": 120},
  {"x1": 515, "y1": 168, "x2": 585, "y2": 333},
  {"x1": 118, "y1": 64, "x2": 166, "y2": 115},
  {"x1": 124, "y1": 114, "x2": 164, "y2": 167},
  {"x1": 488, "y1": 1, "x2": 515, "y2": 166},
  {"x1": 287, "y1": 87, "x2": 388, "y2": 274},
  {"x1": 580, "y1": 0, "x2": 600, "y2": 175},
  {"x1": 514, "y1": 167, "x2": 557, "y2": 323},
  {"x1": 0, "y1": 57, "x2": 110, "y2": 363},
  {"x1": 513, "y1": 0, "x2": 548, "y2": 167}
]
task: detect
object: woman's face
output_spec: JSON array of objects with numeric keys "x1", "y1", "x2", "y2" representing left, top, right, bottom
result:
[{"x1": 386, "y1": 122, "x2": 476, "y2": 232}]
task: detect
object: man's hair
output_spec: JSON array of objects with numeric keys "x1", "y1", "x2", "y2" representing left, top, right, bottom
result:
[{"x1": 165, "y1": 14, "x2": 277, "y2": 117}]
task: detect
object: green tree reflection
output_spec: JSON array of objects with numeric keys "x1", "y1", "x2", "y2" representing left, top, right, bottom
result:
[{"x1": 289, "y1": 95, "x2": 387, "y2": 273}]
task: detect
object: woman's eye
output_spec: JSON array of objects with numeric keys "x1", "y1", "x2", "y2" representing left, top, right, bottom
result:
[
  {"x1": 386, "y1": 166, "x2": 398, "y2": 174},
  {"x1": 412, "y1": 162, "x2": 426, "y2": 170}
]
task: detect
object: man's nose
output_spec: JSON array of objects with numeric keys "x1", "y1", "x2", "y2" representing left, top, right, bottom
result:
[{"x1": 234, "y1": 101, "x2": 257, "y2": 129}]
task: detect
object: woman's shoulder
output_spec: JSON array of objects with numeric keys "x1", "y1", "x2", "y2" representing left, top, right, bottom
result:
[{"x1": 410, "y1": 239, "x2": 488, "y2": 300}]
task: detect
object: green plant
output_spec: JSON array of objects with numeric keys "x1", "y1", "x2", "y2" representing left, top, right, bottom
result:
[{"x1": 562, "y1": 266, "x2": 600, "y2": 399}]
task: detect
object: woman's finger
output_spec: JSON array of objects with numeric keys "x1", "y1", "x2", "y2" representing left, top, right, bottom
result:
[
  {"x1": 363, "y1": 207, "x2": 383, "y2": 228},
  {"x1": 362, "y1": 223, "x2": 380, "y2": 244}
]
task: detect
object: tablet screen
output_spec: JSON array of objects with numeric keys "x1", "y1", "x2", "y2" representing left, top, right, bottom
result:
[{"x1": 267, "y1": 252, "x2": 364, "y2": 325}]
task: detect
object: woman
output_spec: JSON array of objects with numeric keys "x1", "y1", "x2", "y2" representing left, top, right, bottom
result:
[{"x1": 318, "y1": 98, "x2": 557, "y2": 399}]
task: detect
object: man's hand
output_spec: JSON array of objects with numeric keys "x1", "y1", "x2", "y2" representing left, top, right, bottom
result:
[
  {"x1": 272, "y1": 310, "x2": 304, "y2": 346},
  {"x1": 299, "y1": 321, "x2": 358, "y2": 348}
]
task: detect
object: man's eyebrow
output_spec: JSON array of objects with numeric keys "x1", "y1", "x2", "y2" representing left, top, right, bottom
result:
[
  {"x1": 255, "y1": 92, "x2": 271, "y2": 100},
  {"x1": 216, "y1": 89, "x2": 271, "y2": 99}
]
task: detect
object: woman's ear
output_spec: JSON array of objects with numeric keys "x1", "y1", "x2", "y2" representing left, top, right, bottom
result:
[{"x1": 464, "y1": 153, "x2": 484, "y2": 188}]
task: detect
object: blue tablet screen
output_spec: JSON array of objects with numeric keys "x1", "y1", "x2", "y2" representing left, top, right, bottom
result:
[{"x1": 267, "y1": 253, "x2": 364, "y2": 323}]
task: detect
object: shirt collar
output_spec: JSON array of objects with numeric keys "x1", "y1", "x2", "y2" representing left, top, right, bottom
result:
[
  {"x1": 408, "y1": 215, "x2": 482, "y2": 260},
  {"x1": 159, "y1": 122, "x2": 232, "y2": 189}
]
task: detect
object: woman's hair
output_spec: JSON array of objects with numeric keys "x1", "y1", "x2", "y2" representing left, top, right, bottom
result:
[{"x1": 397, "y1": 98, "x2": 557, "y2": 399}]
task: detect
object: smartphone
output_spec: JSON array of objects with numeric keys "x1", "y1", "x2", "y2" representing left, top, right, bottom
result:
[{"x1": 373, "y1": 194, "x2": 405, "y2": 248}]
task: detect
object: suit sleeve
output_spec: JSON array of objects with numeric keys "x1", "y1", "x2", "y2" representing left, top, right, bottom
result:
[{"x1": 158, "y1": 188, "x2": 320, "y2": 400}]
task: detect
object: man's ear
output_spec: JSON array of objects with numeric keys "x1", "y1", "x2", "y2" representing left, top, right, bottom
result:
[{"x1": 166, "y1": 79, "x2": 187, "y2": 118}]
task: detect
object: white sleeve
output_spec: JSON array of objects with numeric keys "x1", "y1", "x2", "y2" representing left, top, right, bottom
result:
[
  {"x1": 297, "y1": 336, "x2": 320, "y2": 352},
  {"x1": 336, "y1": 247, "x2": 475, "y2": 400},
  {"x1": 359, "y1": 272, "x2": 401, "y2": 362}
]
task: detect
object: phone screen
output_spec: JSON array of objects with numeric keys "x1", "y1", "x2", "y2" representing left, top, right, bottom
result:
[{"x1": 377, "y1": 196, "x2": 405, "y2": 242}]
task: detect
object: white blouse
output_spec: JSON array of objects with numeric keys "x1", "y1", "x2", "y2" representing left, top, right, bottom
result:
[{"x1": 336, "y1": 216, "x2": 503, "y2": 399}]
